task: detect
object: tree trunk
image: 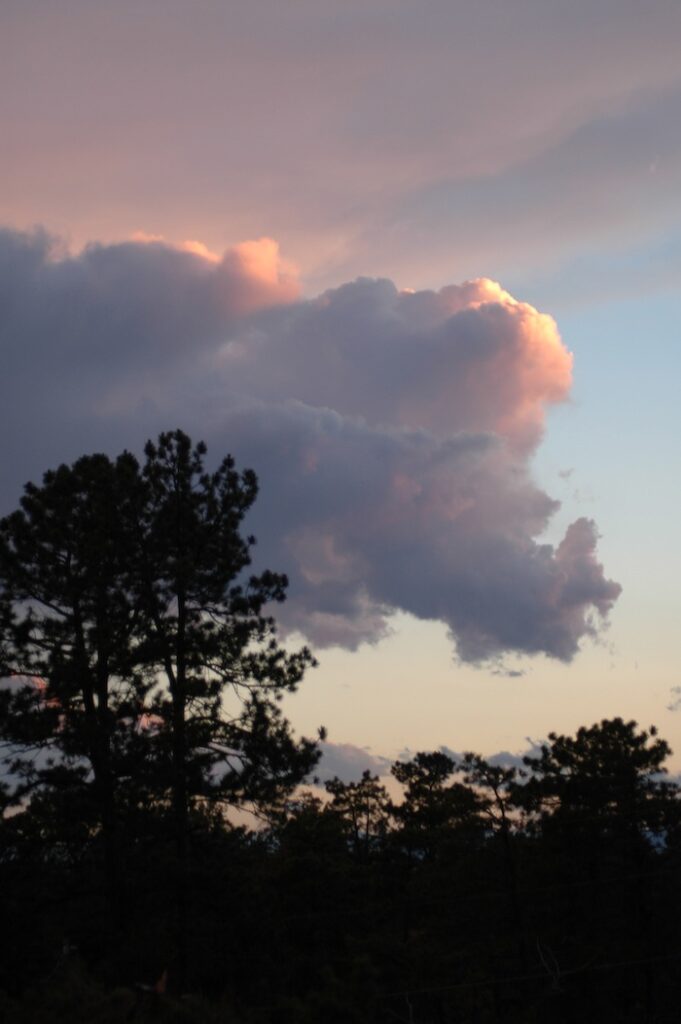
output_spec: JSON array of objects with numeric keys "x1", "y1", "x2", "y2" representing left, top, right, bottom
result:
[{"x1": 171, "y1": 589, "x2": 189, "y2": 992}]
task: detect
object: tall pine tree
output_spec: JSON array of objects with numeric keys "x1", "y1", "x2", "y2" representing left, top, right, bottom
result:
[{"x1": 0, "y1": 430, "x2": 319, "y2": 989}]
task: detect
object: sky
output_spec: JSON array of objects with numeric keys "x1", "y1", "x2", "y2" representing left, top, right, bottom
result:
[{"x1": 2, "y1": 0, "x2": 681, "y2": 778}]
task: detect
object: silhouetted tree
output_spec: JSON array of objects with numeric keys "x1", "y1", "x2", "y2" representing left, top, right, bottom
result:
[
  {"x1": 518, "y1": 719, "x2": 680, "y2": 1018},
  {"x1": 326, "y1": 770, "x2": 391, "y2": 862},
  {"x1": 519, "y1": 718, "x2": 676, "y2": 841},
  {"x1": 0, "y1": 430, "x2": 320, "y2": 990},
  {"x1": 132, "y1": 430, "x2": 319, "y2": 986},
  {"x1": 461, "y1": 754, "x2": 529, "y2": 975},
  {"x1": 391, "y1": 750, "x2": 481, "y2": 861},
  {"x1": 0, "y1": 451, "x2": 147, "y2": 936}
]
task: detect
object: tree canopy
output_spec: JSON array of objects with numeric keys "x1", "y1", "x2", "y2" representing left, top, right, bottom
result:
[{"x1": 0, "y1": 429, "x2": 319, "y2": 988}]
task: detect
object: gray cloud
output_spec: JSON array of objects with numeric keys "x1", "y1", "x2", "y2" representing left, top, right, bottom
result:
[
  {"x1": 440, "y1": 741, "x2": 544, "y2": 771},
  {"x1": 667, "y1": 687, "x2": 681, "y2": 713},
  {"x1": 0, "y1": 229, "x2": 621, "y2": 662},
  {"x1": 379, "y1": 84, "x2": 681, "y2": 295},
  {"x1": 310, "y1": 741, "x2": 392, "y2": 784}
]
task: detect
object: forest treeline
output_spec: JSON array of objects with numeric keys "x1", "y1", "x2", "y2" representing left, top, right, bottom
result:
[
  {"x1": 1, "y1": 432, "x2": 680, "y2": 1022},
  {"x1": 3, "y1": 717, "x2": 681, "y2": 1023}
]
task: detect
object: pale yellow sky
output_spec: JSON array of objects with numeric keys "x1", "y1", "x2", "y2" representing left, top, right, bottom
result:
[{"x1": 282, "y1": 605, "x2": 681, "y2": 769}]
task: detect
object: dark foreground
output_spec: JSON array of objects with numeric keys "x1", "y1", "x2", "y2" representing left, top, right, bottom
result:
[{"x1": 3, "y1": 718, "x2": 681, "y2": 1023}]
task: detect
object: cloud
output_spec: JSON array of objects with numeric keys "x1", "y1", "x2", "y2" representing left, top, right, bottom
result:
[
  {"x1": 217, "y1": 276, "x2": 572, "y2": 452},
  {"x1": 440, "y1": 741, "x2": 544, "y2": 771},
  {"x1": 394, "y1": 84, "x2": 681, "y2": 292},
  {"x1": 667, "y1": 687, "x2": 681, "y2": 713},
  {"x1": 0, "y1": 228, "x2": 621, "y2": 663},
  {"x1": 3, "y1": 2, "x2": 681, "y2": 297},
  {"x1": 310, "y1": 741, "x2": 392, "y2": 784}
]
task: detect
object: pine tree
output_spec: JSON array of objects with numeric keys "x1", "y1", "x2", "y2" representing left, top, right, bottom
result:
[
  {"x1": 0, "y1": 430, "x2": 320, "y2": 989},
  {"x1": 0, "y1": 451, "x2": 147, "y2": 933},
  {"x1": 133, "y1": 430, "x2": 319, "y2": 986}
]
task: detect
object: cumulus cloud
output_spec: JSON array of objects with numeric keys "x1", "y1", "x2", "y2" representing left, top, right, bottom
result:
[
  {"x1": 217, "y1": 275, "x2": 572, "y2": 452},
  {"x1": 0, "y1": 228, "x2": 621, "y2": 662}
]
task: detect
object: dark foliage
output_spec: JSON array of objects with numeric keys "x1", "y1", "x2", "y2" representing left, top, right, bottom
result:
[
  {"x1": 2, "y1": 438, "x2": 681, "y2": 1020},
  {"x1": 0, "y1": 431, "x2": 319, "y2": 993},
  {"x1": 4, "y1": 715, "x2": 681, "y2": 1021}
]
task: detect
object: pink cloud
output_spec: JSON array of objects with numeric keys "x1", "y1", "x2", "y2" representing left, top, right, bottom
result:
[
  {"x1": 214, "y1": 237, "x2": 301, "y2": 315},
  {"x1": 216, "y1": 276, "x2": 572, "y2": 454}
]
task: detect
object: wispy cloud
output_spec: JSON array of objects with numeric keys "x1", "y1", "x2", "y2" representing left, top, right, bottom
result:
[{"x1": 2, "y1": 2, "x2": 681, "y2": 295}]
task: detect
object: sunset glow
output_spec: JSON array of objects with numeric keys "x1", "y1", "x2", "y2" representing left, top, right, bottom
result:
[
  {"x1": 4, "y1": 6, "x2": 681, "y2": 1012},
  {"x1": 1, "y1": 0, "x2": 680, "y2": 772}
]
